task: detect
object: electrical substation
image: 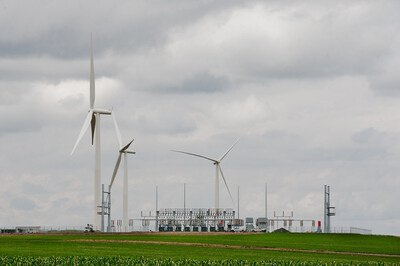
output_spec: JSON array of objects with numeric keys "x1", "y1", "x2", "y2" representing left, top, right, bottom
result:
[{"x1": 156, "y1": 208, "x2": 237, "y2": 232}]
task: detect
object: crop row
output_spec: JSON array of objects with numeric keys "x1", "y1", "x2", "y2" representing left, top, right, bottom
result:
[{"x1": 0, "y1": 256, "x2": 396, "y2": 266}]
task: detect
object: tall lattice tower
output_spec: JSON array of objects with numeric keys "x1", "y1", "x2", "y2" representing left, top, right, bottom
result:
[{"x1": 324, "y1": 185, "x2": 335, "y2": 233}]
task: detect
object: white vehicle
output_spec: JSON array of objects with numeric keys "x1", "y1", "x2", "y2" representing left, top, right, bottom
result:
[
  {"x1": 84, "y1": 224, "x2": 94, "y2": 233},
  {"x1": 230, "y1": 226, "x2": 245, "y2": 232},
  {"x1": 251, "y1": 227, "x2": 267, "y2": 233}
]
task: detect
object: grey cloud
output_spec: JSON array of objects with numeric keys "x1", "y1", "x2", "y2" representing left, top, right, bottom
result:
[
  {"x1": 232, "y1": 10, "x2": 394, "y2": 79},
  {"x1": 0, "y1": 57, "x2": 87, "y2": 82},
  {"x1": 0, "y1": 82, "x2": 30, "y2": 105},
  {"x1": 160, "y1": 1, "x2": 399, "y2": 83},
  {"x1": 263, "y1": 130, "x2": 294, "y2": 141},
  {"x1": 164, "y1": 72, "x2": 228, "y2": 94},
  {"x1": 10, "y1": 197, "x2": 36, "y2": 211},
  {"x1": 135, "y1": 111, "x2": 197, "y2": 135},
  {"x1": 0, "y1": 101, "x2": 76, "y2": 136},
  {"x1": 250, "y1": 130, "x2": 389, "y2": 163},
  {"x1": 368, "y1": 56, "x2": 400, "y2": 96},
  {"x1": 2, "y1": 1, "x2": 397, "y2": 88},
  {"x1": 0, "y1": 107, "x2": 47, "y2": 135},
  {"x1": 351, "y1": 127, "x2": 399, "y2": 150},
  {"x1": 371, "y1": 79, "x2": 400, "y2": 96},
  {"x1": 300, "y1": 148, "x2": 387, "y2": 162},
  {"x1": 0, "y1": 1, "x2": 249, "y2": 59},
  {"x1": 0, "y1": 28, "x2": 86, "y2": 59},
  {"x1": 352, "y1": 128, "x2": 382, "y2": 144},
  {"x1": 58, "y1": 94, "x2": 85, "y2": 109},
  {"x1": 22, "y1": 182, "x2": 49, "y2": 195}
]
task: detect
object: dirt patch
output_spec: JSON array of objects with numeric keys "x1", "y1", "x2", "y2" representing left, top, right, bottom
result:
[{"x1": 69, "y1": 239, "x2": 400, "y2": 258}]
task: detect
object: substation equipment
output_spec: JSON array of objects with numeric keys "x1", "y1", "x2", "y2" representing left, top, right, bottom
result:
[
  {"x1": 264, "y1": 211, "x2": 317, "y2": 232},
  {"x1": 138, "y1": 208, "x2": 243, "y2": 232}
]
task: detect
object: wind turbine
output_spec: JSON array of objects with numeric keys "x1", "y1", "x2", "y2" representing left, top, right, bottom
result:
[
  {"x1": 109, "y1": 113, "x2": 135, "y2": 232},
  {"x1": 172, "y1": 139, "x2": 239, "y2": 209},
  {"x1": 71, "y1": 35, "x2": 112, "y2": 229}
]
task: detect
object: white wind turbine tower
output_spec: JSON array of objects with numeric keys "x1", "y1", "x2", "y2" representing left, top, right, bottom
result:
[
  {"x1": 172, "y1": 139, "x2": 239, "y2": 209},
  {"x1": 109, "y1": 113, "x2": 135, "y2": 232},
  {"x1": 71, "y1": 35, "x2": 112, "y2": 229}
]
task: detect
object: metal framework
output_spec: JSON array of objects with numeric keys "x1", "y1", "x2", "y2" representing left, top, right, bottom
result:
[
  {"x1": 97, "y1": 184, "x2": 111, "y2": 232},
  {"x1": 140, "y1": 208, "x2": 237, "y2": 231},
  {"x1": 324, "y1": 185, "x2": 336, "y2": 233},
  {"x1": 265, "y1": 211, "x2": 316, "y2": 232}
]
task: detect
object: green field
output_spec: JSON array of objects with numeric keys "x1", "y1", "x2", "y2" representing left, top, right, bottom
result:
[{"x1": 0, "y1": 232, "x2": 399, "y2": 265}]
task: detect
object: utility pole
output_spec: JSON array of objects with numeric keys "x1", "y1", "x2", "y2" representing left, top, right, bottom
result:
[
  {"x1": 265, "y1": 183, "x2": 268, "y2": 218},
  {"x1": 99, "y1": 184, "x2": 111, "y2": 232},
  {"x1": 107, "y1": 185, "x2": 111, "y2": 232},
  {"x1": 101, "y1": 184, "x2": 105, "y2": 232},
  {"x1": 155, "y1": 186, "x2": 159, "y2": 232},
  {"x1": 184, "y1": 183, "x2": 186, "y2": 210},
  {"x1": 184, "y1": 183, "x2": 186, "y2": 223},
  {"x1": 237, "y1": 186, "x2": 240, "y2": 219}
]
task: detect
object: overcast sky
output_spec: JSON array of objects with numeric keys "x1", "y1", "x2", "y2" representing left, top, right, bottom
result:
[{"x1": 1, "y1": 0, "x2": 399, "y2": 235}]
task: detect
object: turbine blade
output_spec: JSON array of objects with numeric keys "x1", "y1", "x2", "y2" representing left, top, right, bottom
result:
[
  {"x1": 90, "y1": 34, "x2": 95, "y2": 109},
  {"x1": 219, "y1": 138, "x2": 240, "y2": 162},
  {"x1": 121, "y1": 139, "x2": 134, "y2": 152},
  {"x1": 111, "y1": 112, "x2": 123, "y2": 149},
  {"x1": 71, "y1": 111, "x2": 93, "y2": 155},
  {"x1": 171, "y1": 150, "x2": 217, "y2": 163},
  {"x1": 90, "y1": 112, "x2": 96, "y2": 145},
  {"x1": 110, "y1": 153, "x2": 122, "y2": 187},
  {"x1": 219, "y1": 165, "x2": 235, "y2": 205}
]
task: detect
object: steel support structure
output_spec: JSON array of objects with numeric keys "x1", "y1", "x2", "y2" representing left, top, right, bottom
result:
[
  {"x1": 324, "y1": 185, "x2": 335, "y2": 233},
  {"x1": 98, "y1": 184, "x2": 111, "y2": 232},
  {"x1": 141, "y1": 208, "x2": 236, "y2": 231}
]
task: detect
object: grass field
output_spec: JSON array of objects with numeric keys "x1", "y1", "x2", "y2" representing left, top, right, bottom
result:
[{"x1": 0, "y1": 232, "x2": 399, "y2": 265}]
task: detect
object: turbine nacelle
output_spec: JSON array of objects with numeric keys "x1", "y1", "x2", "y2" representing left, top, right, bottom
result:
[
  {"x1": 91, "y1": 108, "x2": 112, "y2": 115},
  {"x1": 119, "y1": 139, "x2": 134, "y2": 153}
]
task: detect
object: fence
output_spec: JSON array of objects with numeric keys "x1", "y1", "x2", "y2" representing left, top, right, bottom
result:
[{"x1": 1, "y1": 225, "x2": 372, "y2": 234}]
